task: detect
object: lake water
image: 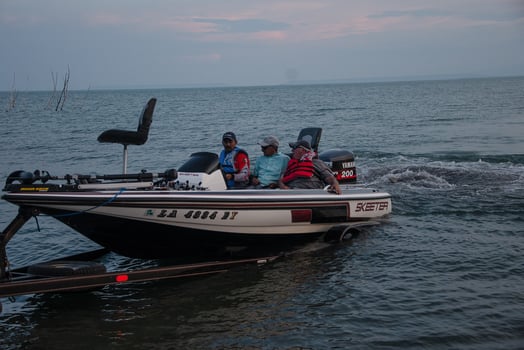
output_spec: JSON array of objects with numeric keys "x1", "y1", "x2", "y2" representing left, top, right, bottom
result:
[{"x1": 1, "y1": 77, "x2": 523, "y2": 349}]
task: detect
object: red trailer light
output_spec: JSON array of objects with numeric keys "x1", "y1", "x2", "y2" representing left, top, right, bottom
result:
[{"x1": 115, "y1": 274, "x2": 129, "y2": 283}]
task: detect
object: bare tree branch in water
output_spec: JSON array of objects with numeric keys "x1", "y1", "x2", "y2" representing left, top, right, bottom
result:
[
  {"x1": 6, "y1": 73, "x2": 18, "y2": 112},
  {"x1": 45, "y1": 71, "x2": 59, "y2": 110},
  {"x1": 45, "y1": 66, "x2": 70, "y2": 111},
  {"x1": 55, "y1": 65, "x2": 70, "y2": 111}
]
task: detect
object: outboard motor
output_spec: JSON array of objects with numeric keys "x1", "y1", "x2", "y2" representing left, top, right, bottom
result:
[{"x1": 318, "y1": 149, "x2": 357, "y2": 184}]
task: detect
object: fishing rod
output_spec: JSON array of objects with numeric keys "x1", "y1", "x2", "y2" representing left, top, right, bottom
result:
[{"x1": 4, "y1": 169, "x2": 178, "y2": 186}]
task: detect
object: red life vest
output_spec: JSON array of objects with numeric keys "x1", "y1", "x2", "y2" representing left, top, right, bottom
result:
[{"x1": 281, "y1": 158, "x2": 314, "y2": 184}]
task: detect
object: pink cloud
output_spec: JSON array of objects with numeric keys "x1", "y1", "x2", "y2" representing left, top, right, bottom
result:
[
  {"x1": 251, "y1": 31, "x2": 287, "y2": 40},
  {"x1": 79, "y1": 2, "x2": 523, "y2": 44},
  {"x1": 155, "y1": 18, "x2": 218, "y2": 33}
]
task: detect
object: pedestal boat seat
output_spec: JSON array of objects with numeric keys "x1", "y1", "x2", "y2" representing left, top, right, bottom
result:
[{"x1": 97, "y1": 98, "x2": 157, "y2": 173}]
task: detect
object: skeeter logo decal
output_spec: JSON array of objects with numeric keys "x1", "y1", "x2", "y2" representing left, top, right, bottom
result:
[
  {"x1": 145, "y1": 209, "x2": 239, "y2": 220},
  {"x1": 355, "y1": 201, "x2": 389, "y2": 212}
]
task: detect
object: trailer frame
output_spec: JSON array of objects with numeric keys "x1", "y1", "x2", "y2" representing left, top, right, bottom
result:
[{"x1": 0, "y1": 206, "x2": 278, "y2": 309}]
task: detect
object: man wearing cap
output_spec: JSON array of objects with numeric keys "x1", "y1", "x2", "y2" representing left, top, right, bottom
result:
[
  {"x1": 219, "y1": 131, "x2": 250, "y2": 188},
  {"x1": 279, "y1": 140, "x2": 318, "y2": 189},
  {"x1": 251, "y1": 136, "x2": 290, "y2": 189},
  {"x1": 279, "y1": 140, "x2": 342, "y2": 194}
]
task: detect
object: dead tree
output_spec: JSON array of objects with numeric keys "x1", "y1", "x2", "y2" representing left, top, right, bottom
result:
[
  {"x1": 6, "y1": 73, "x2": 17, "y2": 112},
  {"x1": 45, "y1": 72, "x2": 59, "y2": 110},
  {"x1": 44, "y1": 67, "x2": 70, "y2": 111},
  {"x1": 55, "y1": 66, "x2": 70, "y2": 111}
]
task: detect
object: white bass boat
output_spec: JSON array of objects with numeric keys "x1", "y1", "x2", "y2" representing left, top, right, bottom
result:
[{"x1": 1, "y1": 98, "x2": 391, "y2": 261}]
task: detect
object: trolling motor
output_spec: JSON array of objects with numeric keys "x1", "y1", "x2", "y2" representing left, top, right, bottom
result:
[{"x1": 3, "y1": 169, "x2": 178, "y2": 191}]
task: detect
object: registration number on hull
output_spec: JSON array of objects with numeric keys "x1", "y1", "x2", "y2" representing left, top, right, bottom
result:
[{"x1": 145, "y1": 209, "x2": 239, "y2": 221}]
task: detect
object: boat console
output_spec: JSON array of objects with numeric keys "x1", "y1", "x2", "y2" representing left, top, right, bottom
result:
[{"x1": 174, "y1": 152, "x2": 227, "y2": 190}]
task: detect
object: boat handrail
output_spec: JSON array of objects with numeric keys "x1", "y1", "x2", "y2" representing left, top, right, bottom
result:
[{"x1": 77, "y1": 182, "x2": 154, "y2": 190}]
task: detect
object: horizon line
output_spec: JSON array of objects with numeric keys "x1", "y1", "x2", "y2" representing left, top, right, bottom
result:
[{"x1": 1, "y1": 73, "x2": 523, "y2": 93}]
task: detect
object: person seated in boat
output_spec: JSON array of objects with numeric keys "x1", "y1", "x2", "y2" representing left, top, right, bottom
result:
[
  {"x1": 251, "y1": 135, "x2": 290, "y2": 189},
  {"x1": 278, "y1": 140, "x2": 318, "y2": 189},
  {"x1": 279, "y1": 140, "x2": 341, "y2": 194},
  {"x1": 312, "y1": 157, "x2": 342, "y2": 194},
  {"x1": 219, "y1": 131, "x2": 250, "y2": 188}
]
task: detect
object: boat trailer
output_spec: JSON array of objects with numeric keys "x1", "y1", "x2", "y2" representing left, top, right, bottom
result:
[
  {"x1": 0, "y1": 206, "x2": 278, "y2": 313},
  {"x1": 0, "y1": 205, "x2": 372, "y2": 313}
]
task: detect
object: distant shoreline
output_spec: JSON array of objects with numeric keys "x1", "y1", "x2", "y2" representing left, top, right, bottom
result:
[{"x1": 1, "y1": 74, "x2": 523, "y2": 93}]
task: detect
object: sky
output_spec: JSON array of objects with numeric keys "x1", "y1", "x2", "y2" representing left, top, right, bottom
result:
[{"x1": 1, "y1": 0, "x2": 524, "y2": 91}]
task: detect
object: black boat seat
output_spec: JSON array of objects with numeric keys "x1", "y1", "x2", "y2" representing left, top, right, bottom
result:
[
  {"x1": 297, "y1": 127, "x2": 322, "y2": 153},
  {"x1": 98, "y1": 98, "x2": 156, "y2": 146},
  {"x1": 97, "y1": 98, "x2": 157, "y2": 173}
]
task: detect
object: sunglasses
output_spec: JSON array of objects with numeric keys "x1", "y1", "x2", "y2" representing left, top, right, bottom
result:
[{"x1": 261, "y1": 145, "x2": 273, "y2": 150}]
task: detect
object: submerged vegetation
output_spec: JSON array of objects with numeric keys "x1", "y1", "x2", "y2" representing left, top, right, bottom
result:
[
  {"x1": 5, "y1": 73, "x2": 17, "y2": 112},
  {"x1": 4, "y1": 66, "x2": 71, "y2": 112},
  {"x1": 45, "y1": 66, "x2": 70, "y2": 111}
]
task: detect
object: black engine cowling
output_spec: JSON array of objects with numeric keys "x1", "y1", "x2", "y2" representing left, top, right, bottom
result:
[{"x1": 318, "y1": 149, "x2": 357, "y2": 184}]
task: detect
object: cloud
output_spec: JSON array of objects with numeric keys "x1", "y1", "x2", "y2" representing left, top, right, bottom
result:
[
  {"x1": 369, "y1": 3, "x2": 524, "y2": 24},
  {"x1": 369, "y1": 9, "x2": 452, "y2": 19},
  {"x1": 192, "y1": 18, "x2": 289, "y2": 33}
]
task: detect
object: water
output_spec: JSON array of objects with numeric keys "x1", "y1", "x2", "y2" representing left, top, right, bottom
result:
[{"x1": 1, "y1": 77, "x2": 523, "y2": 349}]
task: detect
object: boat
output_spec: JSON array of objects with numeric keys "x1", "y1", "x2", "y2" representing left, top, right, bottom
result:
[{"x1": 1, "y1": 98, "x2": 392, "y2": 263}]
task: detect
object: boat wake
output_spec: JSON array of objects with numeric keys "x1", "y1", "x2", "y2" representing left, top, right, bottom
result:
[{"x1": 360, "y1": 153, "x2": 524, "y2": 194}]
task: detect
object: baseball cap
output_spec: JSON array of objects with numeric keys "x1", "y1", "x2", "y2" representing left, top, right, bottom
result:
[
  {"x1": 222, "y1": 131, "x2": 237, "y2": 141},
  {"x1": 258, "y1": 135, "x2": 279, "y2": 147},
  {"x1": 289, "y1": 140, "x2": 311, "y2": 150}
]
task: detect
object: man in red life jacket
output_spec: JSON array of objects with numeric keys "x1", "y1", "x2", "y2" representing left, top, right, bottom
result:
[
  {"x1": 279, "y1": 139, "x2": 341, "y2": 194},
  {"x1": 279, "y1": 140, "x2": 318, "y2": 189}
]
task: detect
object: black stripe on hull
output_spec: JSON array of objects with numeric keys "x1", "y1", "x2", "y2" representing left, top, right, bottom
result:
[{"x1": 49, "y1": 209, "x2": 322, "y2": 260}]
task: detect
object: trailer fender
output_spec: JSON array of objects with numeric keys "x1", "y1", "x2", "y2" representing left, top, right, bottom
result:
[{"x1": 27, "y1": 260, "x2": 106, "y2": 277}]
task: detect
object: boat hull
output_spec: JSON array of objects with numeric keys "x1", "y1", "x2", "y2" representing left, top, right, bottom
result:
[
  {"x1": 2, "y1": 188, "x2": 391, "y2": 259},
  {"x1": 46, "y1": 209, "x2": 324, "y2": 259}
]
